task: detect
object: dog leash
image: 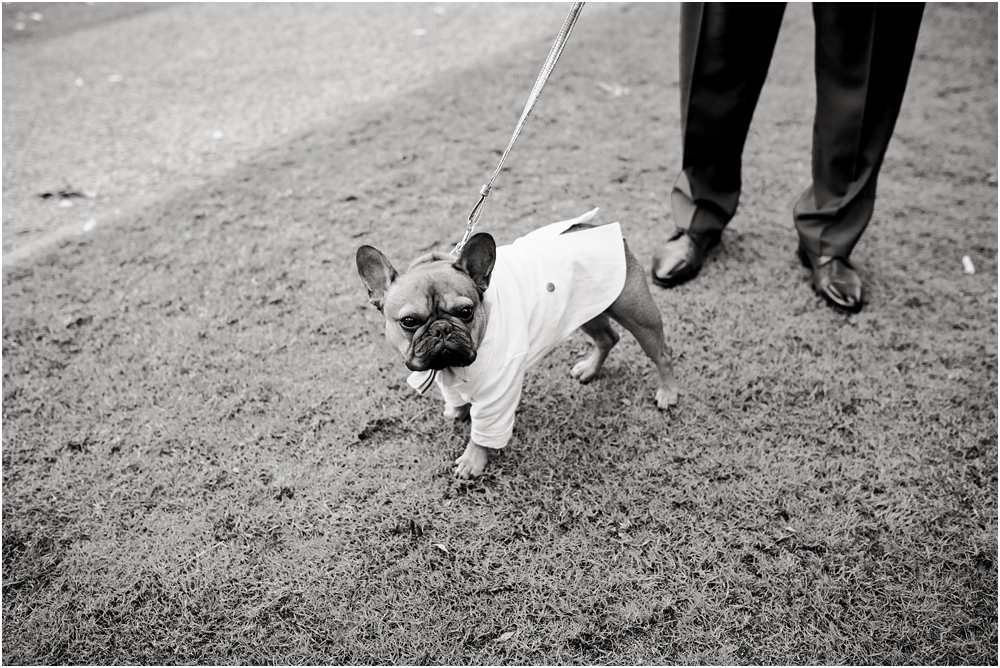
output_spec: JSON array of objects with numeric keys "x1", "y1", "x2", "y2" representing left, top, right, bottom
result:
[
  {"x1": 451, "y1": 1, "x2": 585, "y2": 256},
  {"x1": 414, "y1": 3, "x2": 584, "y2": 397}
]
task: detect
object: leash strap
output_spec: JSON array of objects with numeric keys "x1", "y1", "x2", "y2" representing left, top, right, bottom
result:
[{"x1": 452, "y1": 1, "x2": 585, "y2": 256}]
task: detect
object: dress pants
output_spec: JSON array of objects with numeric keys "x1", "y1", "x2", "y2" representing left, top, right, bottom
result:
[{"x1": 671, "y1": 2, "x2": 924, "y2": 258}]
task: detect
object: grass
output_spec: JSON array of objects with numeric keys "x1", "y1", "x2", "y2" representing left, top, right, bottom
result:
[{"x1": 3, "y1": 3, "x2": 997, "y2": 664}]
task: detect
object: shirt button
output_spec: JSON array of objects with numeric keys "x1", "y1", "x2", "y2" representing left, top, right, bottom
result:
[{"x1": 546, "y1": 282, "x2": 555, "y2": 292}]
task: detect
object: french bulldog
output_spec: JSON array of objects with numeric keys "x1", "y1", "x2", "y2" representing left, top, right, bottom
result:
[{"x1": 356, "y1": 209, "x2": 679, "y2": 479}]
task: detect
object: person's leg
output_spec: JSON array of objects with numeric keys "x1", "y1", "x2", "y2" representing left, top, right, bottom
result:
[
  {"x1": 653, "y1": 2, "x2": 786, "y2": 286},
  {"x1": 794, "y1": 2, "x2": 923, "y2": 311},
  {"x1": 795, "y1": 2, "x2": 924, "y2": 258},
  {"x1": 675, "y1": 2, "x2": 787, "y2": 235}
]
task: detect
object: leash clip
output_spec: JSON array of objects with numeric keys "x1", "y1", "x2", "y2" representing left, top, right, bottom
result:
[{"x1": 451, "y1": 185, "x2": 491, "y2": 256}]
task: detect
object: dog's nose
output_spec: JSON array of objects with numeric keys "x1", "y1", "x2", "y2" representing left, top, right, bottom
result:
[{"x1": 428, "y1": 320, "x2": 453, "y2": 338}]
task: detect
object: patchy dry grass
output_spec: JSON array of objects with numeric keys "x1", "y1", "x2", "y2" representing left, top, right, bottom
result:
[{"x1": 3, "y1": 3, "x2": 997, "y2": 664}]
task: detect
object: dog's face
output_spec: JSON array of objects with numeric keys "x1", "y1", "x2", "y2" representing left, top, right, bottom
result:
[{"x1": 356, "y1": 234, "x2": 496, "y2": 372}]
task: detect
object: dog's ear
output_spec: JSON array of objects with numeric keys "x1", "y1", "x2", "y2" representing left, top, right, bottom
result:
[
  {"x1": 453, "y1": 233, "x2": 496, "y2": 297},
  {"x1": 356, "y1": 245, "x2": 398, "y2": 312}
]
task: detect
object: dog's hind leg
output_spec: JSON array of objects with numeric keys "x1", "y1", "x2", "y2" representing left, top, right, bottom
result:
[
  {"x1": 605, "y1": 248, "x2": 680, "y2": 409},
  {"x1": 571, "y1": 314, "x2": 620, "y2": 383},
  {"x1": 607, "y1": 303, "x2": 679, "y2": 409},
  {"x1": 615, "y1": 314, "x2": 678, "y2": 408}
]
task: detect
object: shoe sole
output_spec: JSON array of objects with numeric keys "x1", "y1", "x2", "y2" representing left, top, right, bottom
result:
[{"x1": 651, "y1": 265, "x2": 701, "y2": 289}]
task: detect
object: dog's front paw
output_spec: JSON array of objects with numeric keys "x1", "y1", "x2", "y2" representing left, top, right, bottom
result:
[
  {"x1": 443, "y1": 403, "x2": 471, "y2": 421},
  {"x1": 656, "y1": 384, "x2": 679, "y2": 410},
  {"x1": 454, "y1": 441, "x2": 489, "y2": 479}
]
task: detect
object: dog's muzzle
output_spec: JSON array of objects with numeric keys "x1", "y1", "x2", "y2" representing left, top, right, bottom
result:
[{"x1": 409, "y1": 320, "x2": 476, "y2": 371}]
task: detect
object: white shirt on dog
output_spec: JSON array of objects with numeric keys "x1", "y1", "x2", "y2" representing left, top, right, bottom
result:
[{"x1": 407, "y1": 209, "x2": 627, "y2": 449}]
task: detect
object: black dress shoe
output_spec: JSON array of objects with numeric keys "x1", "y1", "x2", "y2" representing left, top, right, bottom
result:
[
  {"x1": 797, "y1": 245, "x2": 864, "y2": 313},
  {"x1": 651, "y1": 229, "x2": 721, "y2": 288}
]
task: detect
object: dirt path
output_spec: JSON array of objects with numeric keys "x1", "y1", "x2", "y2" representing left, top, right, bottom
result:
[{"x1": 2, "y1": 2, "x2": 613, "y2": 259}]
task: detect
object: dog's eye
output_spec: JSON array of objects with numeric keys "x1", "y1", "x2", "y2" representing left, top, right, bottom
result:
[
  {"x1": 399, "y1": 316, "x2": 421, "y2": 330},
  {"x1": 457, "y1": 307, "x2": 474, "y2": 320}
]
